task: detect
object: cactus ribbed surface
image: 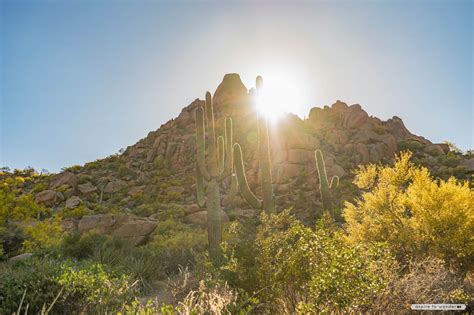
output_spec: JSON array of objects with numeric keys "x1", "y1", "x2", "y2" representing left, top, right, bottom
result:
[
  {"x1": 195, "y1": 92, "x2": 235, "y2": 264},
  {"x1": 315, "y1": 149, "x2": 339, "y2": 218},
  {"x1": 233, "y1": 76, "x2": 275, "y2": 214}
]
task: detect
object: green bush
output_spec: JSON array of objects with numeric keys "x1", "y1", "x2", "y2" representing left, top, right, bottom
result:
[
  {"x1": 1, "y1": 184, "x2": 48, "y2": 224},
  {"x1": 0, "y1": 258, "x2": 61, "y2": 314},
  {"x1": 56, "y1": 261, "x2": 137, "y2": 312},
  {"x1": 59, "y1": 232, "x2": 164, "y2": 292},
  {"x1": 220, "y1": 218, "x2": 260, "y2": 293},
  {"x1": 60, "y1": 232, "x2": 108, "y2": 260},
  {"x1": 31, "y1": 182, "x2": 48, "y2": 193},
  {"x1": 0, "y1": 258, "x2": 137, "y2": 314},
  {"x1": 0, "y1": 224, "x2": 24, "y2": 258},
  {"x1": 57, "y1": 204, "x2": 91, "y2": 219},
  {"x1": 61, "y1": 165, "x2": 82, "y2": 173},
  {"x1": 223, "y1": 210, "x2": 390, "y2": 313},
  {"x1": 145, "y1": 218, "x2": 207, "y2": 275},
  {"x1": 398, "y1": 140, "x2": 423, "y2": 152},
  {"x1": 22, "y1": 217, "x2": 63, "y2": 253}
]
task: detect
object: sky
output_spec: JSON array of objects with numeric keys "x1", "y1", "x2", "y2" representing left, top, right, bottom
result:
[{"x1": 1, "y1": 0, "x2": 472, "y2": 172}]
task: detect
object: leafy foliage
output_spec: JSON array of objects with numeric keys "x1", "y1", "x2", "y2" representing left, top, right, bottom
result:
[
  {"x1": 145, "y1": 218, "x2": 207, "y2": 275},
  {"x1": 56, "y1": 261, "x2": 137, "y2": 311},
  {"x1": 257, "y1": 211, "x2": 388, "y2": 313},
  {"x1": 221, "y1": 211, "x2": 390, "y2": 313},
  {"x1": 22, "y1": 217, "x2": 63, "y2": 252},
  {"x1": 0, "y1": 176, "x2": 48, "y2": 224},
  {"x1": 0, "y1": 258, "x2": 137, "y2": 314},
  {"x1": 344, "y1": 151, "x2": 474, "y2": 272}
]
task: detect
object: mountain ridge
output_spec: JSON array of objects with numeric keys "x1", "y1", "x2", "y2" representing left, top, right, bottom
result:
[{"x1": 9, "y1": 73, "x2": 472, "y2": 225}]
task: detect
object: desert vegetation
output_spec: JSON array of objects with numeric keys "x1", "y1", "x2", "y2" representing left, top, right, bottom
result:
[{"x1": 1, "y1": 76, "x2": 473, "y2": 314}]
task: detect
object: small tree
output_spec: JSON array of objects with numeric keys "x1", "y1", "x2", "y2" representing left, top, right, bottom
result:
[
  {"x1": 344, "y1": 151, "x2": 474, "y2": 274},
  {"x1": 253, "y1": 210, "x2": 388, "y2": 313}
]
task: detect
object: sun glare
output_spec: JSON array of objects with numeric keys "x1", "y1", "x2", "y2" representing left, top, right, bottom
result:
[{"x1": 254, "y1": 71, "x2": 306, "y2": 123}]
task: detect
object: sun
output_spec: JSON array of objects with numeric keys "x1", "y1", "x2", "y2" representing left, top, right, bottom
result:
[{"x1": 254, "y1": 70, "x2": 306, "y2": 123}]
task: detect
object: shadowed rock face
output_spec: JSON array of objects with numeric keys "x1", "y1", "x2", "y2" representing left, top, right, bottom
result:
[
  {"x1": 213, "y1": 73, "x2": 248, "y2": 107},
  {"x1": 27, "y1": 73, "x2": 469, "y2": 231}
]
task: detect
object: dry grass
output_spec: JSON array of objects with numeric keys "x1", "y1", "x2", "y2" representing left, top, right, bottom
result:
[{"x1": 369, "y1": 258, "x2": 471, "y2": 312}]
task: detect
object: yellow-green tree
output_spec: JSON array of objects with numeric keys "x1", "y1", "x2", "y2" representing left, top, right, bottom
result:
[
  {"x1": 344, "y1": 151, "x2": 474, "y2": 273},
  {"x1": 22, "y1": 216, "x2": 63, "y2": 252},
  {"x1": 0, "y1": 172, "x2": 48, "y2": 224}
]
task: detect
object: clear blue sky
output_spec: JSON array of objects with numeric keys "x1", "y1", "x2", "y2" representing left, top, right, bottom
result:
[{"x1": 1, "y1": 0, "x2": 472, "y2": 172}]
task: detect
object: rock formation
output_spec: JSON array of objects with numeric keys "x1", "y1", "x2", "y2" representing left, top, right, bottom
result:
[{"x1": 21, "y1": 73, "x2": 472, "y2": 241}]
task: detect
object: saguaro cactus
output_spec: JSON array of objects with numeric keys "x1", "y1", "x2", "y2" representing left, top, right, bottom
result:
[
  {"x1": 233, "y1": 76, "x2": 275, "y2": 214},
  {"x1": 314, "y1": 149, "x2": 339, "y2": 218},
  {"x1": 195, "y1": 92, "x2": 234, "y2": 263}
]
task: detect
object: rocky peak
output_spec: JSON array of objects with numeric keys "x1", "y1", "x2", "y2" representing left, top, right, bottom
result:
[
  {"x1": 385, "y1": 116, "x2": 428, "y2": 143},
  {"x1": 212, "y1": 73, "x2": 248, "y2": 107},
  {"x1": 27, "y1": 74, "x2": 471, "y2": 228}
]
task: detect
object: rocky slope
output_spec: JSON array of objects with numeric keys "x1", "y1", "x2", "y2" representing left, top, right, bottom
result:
[{"x1": 26, "y1": 73, "x2": 474, "y2": 229}]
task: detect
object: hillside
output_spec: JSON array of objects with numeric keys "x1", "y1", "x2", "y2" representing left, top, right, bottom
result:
[
  {"x1": 13, "y1": 73, "x2": 473, "y2": 224},
  {"x1": 1, "y1": 73, "x2": 473, "y2": 313}
]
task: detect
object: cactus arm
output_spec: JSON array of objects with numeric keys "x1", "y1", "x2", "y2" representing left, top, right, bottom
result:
[
  {"x1": 205, "y1": 92, "x2": 219, "y2": 177},
  {"x1": 224, "y1": 117, "x2": 233, "y2": 174},
  {"x1": 330, "y1": 175, "x2": 339, "y2": 189},
  {"x1": 315, "y1": 150, "x2": 334, "y2": 217},
  {"x1": 217, "y1": 136, "x2": 225, "y2": 175},
  {"x1": 225, "y1": 173, "x2": 238, "y2": 204},
  {"x1": 315, "y1": 150, "x2": 329, "y2": 184},
  {"x1": 196, "y1": 163, "x2": 206, "y2": 207},
  {"x1": 233, "y1": 143, "x2": 262, "y2": 209},
  {"x1": 206, "y1": 178, "x2": 222, "y2": 263},
  {"x1": 196, "y1": 106, "x2": 211, "y2": 181},
  {"x1": 256, "y1": 75, "x2": 263, "y2": 90}
]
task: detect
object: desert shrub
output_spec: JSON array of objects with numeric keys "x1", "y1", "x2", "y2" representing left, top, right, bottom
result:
[
  {"x1": 57, "y1": 204, "x2": 90, "y2": 219},
  {"x1": 84, "y1": 160, "x2": 101, "y2": 170},
  {"x1": 369, "y1": 258, "x2": 471, "y2": 312},
  {"x1": 145, "y1": 219, "x2": 207, "y2": 275},
  {"x1": 219, "y1": 218, "x2": 260, "y2": 293},
  {"x1": 60, "y1": 232, "x2": 108, "y2": 260},
  {"x1": 0, "y1": 180, "x2": 48, "y2": 223},
  {"x1": 153, "y1": 203, "x2": 186, "y2": 221},
  {"x1": 121, "y1": 274, "x2": 256, "y2": 315},
  {"x1": 251, "y1": 210, "x2": 388, "y2": 313},
  {"x1": 163, "y1": 190, "x2": 183, "y2": 203},
  {"x1": 31, "y1": 182, "x2": 48, "y2": 193},
  {"x1": 175, "y1": 280, "x2": 239, "y2": 314},
  {"x1": 438, "y1": 151, "x2": 462, "y2": 167},
  {"x1": 91, "y1": 235, "x2": 132, "y2": 266},
  {"x1": 344, "y1": 151, "x2": 474, "y2": 272},
  {"x1": 133, "y1": 203, "x2": 157, "y2": 217},
  {"x1": 0, "y1": 223, "x2": 25, "y2": 258},
  {"x1": 0, "y1": 258, "x2": 62, "y2": 314},
  {"x1": 444, "y1": 141, "x2": 463, "y2": 154},
  {"x1": 118, "y1": 165, "x2": 130, "y2": 177},
  {"x1": 398, "y1": 140, "x2": 423, "y2": 152},
  {"x1": 60, "y1": 233, "x2": 163, "y2": 291},
  {"x1": 90, "y1": 203, "x2": 121, "y2": 214},
  {"x1": 56, "y1": 261, "x2": 137, "y2": 312},
  {"x1": 61, "y1": 165, "x2": 82, "y2": 173},
  {"x1": 22, "y1": 217, "x2": 63, "y2": 252},
  {"x1": 0, "y1": 258, "x2": 137, "y2": 314},
  {"x1": 220, "y1": 210, "x2": 390, "y2": 313}
]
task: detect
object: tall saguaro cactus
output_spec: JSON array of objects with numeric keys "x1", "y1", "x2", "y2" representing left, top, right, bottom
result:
[
  {"x1": 314, "y1": 149, "x2": 339, "y2": 218},
  {"x1": 233, "y1": 76, "x2": 275, "y2": 214},
  {"x1": 195, "y1": 92, "x2": 234, "y2": 263}
]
